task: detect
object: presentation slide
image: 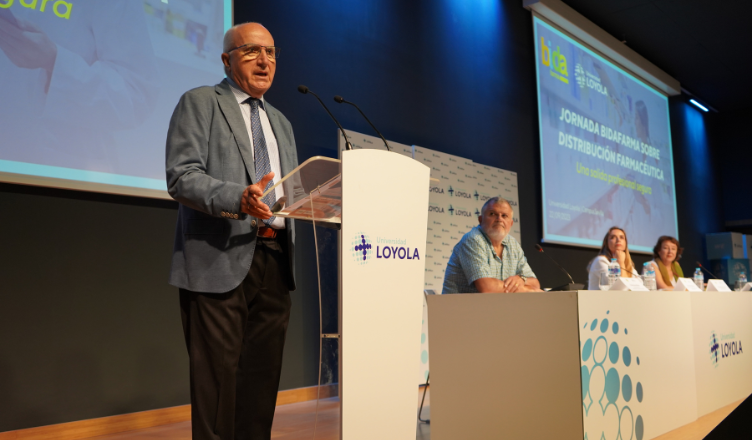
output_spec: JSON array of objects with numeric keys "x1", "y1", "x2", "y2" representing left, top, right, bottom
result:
[
  {"x1": 533, "y1": 16, "x2": 678, "y2": 253},
  {"x1": 0, "y1": 0, "x2": 231, "y2": 196}
]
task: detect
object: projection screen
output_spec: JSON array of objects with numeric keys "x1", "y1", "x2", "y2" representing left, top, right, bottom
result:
[
  {"x1": 533, "y1": 15, "x2": 678, "y2": 254},
  {"x1": 0, "y1": 0, "x2": 232, "y2": 199}
]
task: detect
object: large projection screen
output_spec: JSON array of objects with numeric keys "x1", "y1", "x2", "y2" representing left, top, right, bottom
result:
[
  {"x1": 533, "y1": 16, "x2": 678, "y2": 254},
  {"x1": 0, "y1": 0, "x2": 233, "y2": 199}
]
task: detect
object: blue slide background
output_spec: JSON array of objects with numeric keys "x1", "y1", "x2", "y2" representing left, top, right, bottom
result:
[
  {"x1": 0, "y1": 0, "x2": 231, "y2": 192},
  {"x1": 534, "y1": 17, "x2": 678, "y2": 253}
]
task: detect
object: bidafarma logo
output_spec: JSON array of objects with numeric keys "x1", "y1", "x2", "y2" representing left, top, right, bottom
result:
[{"x1": 541, "y1": 37, "x2": 568, "y2": 84}]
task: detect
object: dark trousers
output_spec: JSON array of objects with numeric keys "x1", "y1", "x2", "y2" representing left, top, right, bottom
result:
[{"x1": 180, "y1": 237, "x2": 292, "y2": 440}]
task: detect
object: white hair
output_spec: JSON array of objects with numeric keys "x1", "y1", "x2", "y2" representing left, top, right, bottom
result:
[{"x1": 481, "y1": 197, "x2": 513, "y2": 216}]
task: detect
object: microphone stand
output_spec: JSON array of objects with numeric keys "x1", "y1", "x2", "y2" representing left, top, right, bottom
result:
[
  {"x1": 333, "y1": 96, "x2": 391, "y2": 151},
  {"x1": 298, "y1": 85, "x2": 352, "y2": 150},
  {"x1": 535, "y1": 244, "x2": 585, "y2": 291},
  {"x1": 696, "y1": 261, "x2": 720, "y2": 279},
  {"x1": 418, "y1": 372, "x2": 430, "y2": 424}
]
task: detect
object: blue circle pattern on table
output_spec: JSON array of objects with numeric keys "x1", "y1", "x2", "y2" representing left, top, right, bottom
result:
[
  {"x1": 609, "y1": 342, "x2": 619, "y2": 364},
  {"x1": 581, "y1": 311, "x2": 645, "y2": 440},
  {"x1": 622, "y1": 375, "x2": 633, "y2": 402},
  {"x1": 582, "y1": 339, "x2": 593, "y2": 361}
]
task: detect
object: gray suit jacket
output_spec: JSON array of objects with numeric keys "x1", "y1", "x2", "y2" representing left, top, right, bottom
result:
[{"x1": 166, "y1": 79, "x2": 300, "y2": 293}]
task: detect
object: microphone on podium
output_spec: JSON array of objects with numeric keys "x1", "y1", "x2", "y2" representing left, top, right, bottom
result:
[
  {"x1": 696, "y1": 261, "x2": 720, "y2": 279},
  {"x1": 333, "y1": 95, "x2": 391, "y2": 151},
  {"x1": 297, "y1": 85, "x2": 352, "y2": 150},
  {"x1": 535, "y1": 244, "x2": 585, "y2": 291}
]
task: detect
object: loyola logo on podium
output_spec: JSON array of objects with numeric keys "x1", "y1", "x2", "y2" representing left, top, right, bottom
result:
[
  {"x1": 351, "y1": 233, "x2": 373, "y2": 265},
  {"x1": 351, "y1": 233, "x2": 421, "y2": 265}
]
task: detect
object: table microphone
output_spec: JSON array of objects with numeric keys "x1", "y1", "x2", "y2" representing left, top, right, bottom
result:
[
  {"x1": 535, "y1": 244, "x2": 585, "y2": 291},
  {"x1": 297, "y1": 85, "x2": 352, "y2": 150},
  {"x1": 696, "y1": 261, "x2": 720, "y2": 279},
  {"x1": 333, "y1": 95, "x2": 391, "y2": 151}
]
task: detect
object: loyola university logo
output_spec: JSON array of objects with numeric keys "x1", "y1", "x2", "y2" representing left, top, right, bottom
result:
[
  {"x1": 709, "y1": 330, "x2": 743, "y2": 368},
  {"x1": 352, "y1": 233, "x2": 421, "y2": 263},
  {"x1": 574, "y1": 62, "x2": 608, "y2": 95},
  {"x1": 351, "y1": 233, "x2": 373, "y2": 265},
  {"x1": 709, "y1": 332, "x2": 720, "y2": 368},
  {"x1": 576, "y1": 63, "x2": 586, "y2": 88}
]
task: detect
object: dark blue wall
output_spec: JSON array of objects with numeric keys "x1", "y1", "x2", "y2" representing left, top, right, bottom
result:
[
  {"x1": 711, "y1": 107, "x2": 752, "y2": 230},
  {"x1": 239, "y1": 0, "x2": 727, "y2": 278},
  {"x1": 0, "y1": 0, "x2": 734, "y2": 431},
  {"x1": 669, "y1": 98, "x2": 725, "y2": 268}
]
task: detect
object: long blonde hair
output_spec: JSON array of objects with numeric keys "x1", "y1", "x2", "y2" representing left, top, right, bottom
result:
[{"x1": 589, "y1": 226, "x2": 635, "y2": 277}]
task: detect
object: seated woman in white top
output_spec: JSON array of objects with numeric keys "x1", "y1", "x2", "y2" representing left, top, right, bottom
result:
[
  {"x1": 648, "y1": 235, "x2": 684, "y2": 289},
  {"x1": 587, "y1": 226, "x2": 641, "y2": 290}
]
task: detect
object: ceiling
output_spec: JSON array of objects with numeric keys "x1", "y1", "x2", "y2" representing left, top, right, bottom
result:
[{"x1": 562, "y1": 0, "x2": 752, "y2": 113}]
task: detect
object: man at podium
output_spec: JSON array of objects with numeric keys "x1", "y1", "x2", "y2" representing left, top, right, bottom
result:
[
  {"x1": 442, "y1": 197, "x2": 540, "y2": 294},
  {"x1": 166, "y1": 23, "x2": 300, "y2": 440}
]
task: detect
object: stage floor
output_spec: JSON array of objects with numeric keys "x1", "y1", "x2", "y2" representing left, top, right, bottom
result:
[{"x1": 84, "y1": 391, "x2": 737, "y2": 440}]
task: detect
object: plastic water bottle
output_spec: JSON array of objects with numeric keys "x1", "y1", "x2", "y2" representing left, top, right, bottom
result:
[
  {"x1": 694, "y1": 268, "x2": 704, "y2": 291},
  {"x1": 608, "y1": 258, "x2": 621, "y2": 286},
  {"x1": 737, "y1": 272, "x2": 748, "y2": 291},
  {"x1": 642, "y1": 263, "x2": 656, "y2": 291}
]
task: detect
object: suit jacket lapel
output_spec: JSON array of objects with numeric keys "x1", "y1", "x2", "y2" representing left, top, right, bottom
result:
[{"x1": 215, "y1": 80, "x2": 257, "y2": 184}]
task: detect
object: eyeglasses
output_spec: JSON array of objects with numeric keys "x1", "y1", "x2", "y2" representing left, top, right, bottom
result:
[{"x1": 226, "y1": 44, "x2": 280, "y2": 60}]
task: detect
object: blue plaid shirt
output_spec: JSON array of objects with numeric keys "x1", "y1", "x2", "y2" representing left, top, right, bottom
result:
[{"x1": 442, "y1": 226, "x2": 536, "y2": 294}]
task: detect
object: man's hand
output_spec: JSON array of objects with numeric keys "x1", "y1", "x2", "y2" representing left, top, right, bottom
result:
[
  {"x1": 240, "y1": 172, "x2": 274, "y2": 219},
  {"x1": 0, "y1": 17, "x2": 57, "y2": 72},
  {"x1": 474, "y1": 276, "x2": 541, "y2": 293},
  {"x1": 502, "y1": 275, "x2": 526, "y2": 293}
]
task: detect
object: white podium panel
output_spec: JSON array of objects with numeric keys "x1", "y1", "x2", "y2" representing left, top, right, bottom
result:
[
  {"x1": 690, "y1": 292, "x2": 752, "y2": 416},
  {"x1": 340, "y1": 149, "x2": 430, "y2": 440},
  {"x1": 427, "y1": 292, "x2": 583, "y2": 440}
]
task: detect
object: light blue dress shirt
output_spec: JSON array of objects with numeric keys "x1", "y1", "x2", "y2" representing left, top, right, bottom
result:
[{"x1": 442, "y1": 225, "x2": 536, "y2": 294}]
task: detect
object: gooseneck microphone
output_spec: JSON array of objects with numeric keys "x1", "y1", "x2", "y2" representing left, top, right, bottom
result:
[
  {"x1": 333, "y1": 95, "x2": 391, "y2": 151},
  {"x1": 696, "y1": 261, "x2": 720, "y2": 279},
  {"x1": 535, "y1": 244, "x2": 585, "y2": 291},
  {"x1": 298, "y1": 85, "x2": 352, "y2": 150}
]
